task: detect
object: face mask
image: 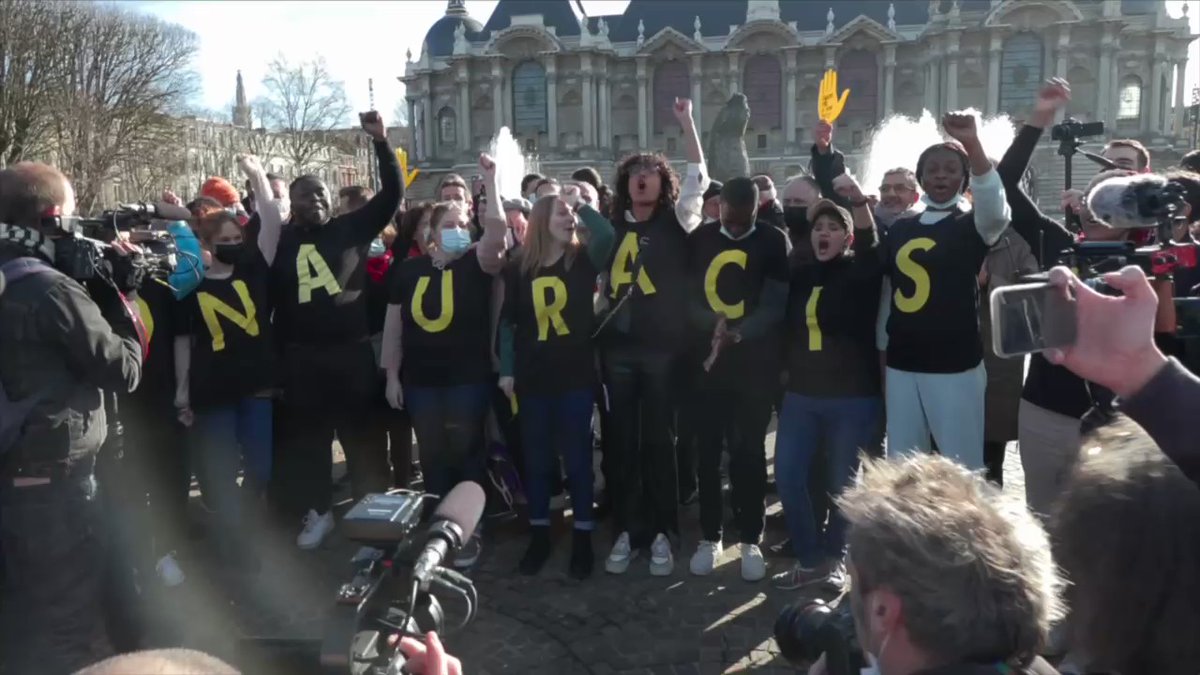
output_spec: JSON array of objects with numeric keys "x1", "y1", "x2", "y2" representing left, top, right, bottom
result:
[
  {"x1": 213, "y1": 243, "x2": 243, "y2": 265},
  {"x1": 783, "y1": 207, "x2": 809, "y2": 234},
  {"x1": 720, "y1": 223, "x2": 756, "y2": 241},
  {"x1": 368, "y1": 238, "x2": 387, "y2": 258},
  {"x1": 440, "y1": 228, "x2": 471, "y2": 254},
  {"x1": 920, "y1": 191, "x2": 964, "y2": 211}
]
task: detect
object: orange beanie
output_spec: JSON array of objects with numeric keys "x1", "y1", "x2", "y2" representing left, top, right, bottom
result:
[{"x1": 200, "y1": 177, "x2": 240, "y2": 208}]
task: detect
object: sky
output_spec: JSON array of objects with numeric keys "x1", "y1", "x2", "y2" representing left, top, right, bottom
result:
[{"x1": 133, "y1": 0, "x2": 1199, "y2": 129}]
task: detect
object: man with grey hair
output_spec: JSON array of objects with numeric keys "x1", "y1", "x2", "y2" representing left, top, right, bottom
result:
[{"x1": 809, "y1": 454, "x2": 1064, "y2": 675}]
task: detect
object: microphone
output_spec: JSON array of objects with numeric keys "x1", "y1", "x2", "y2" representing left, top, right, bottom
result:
[
  {"x1": 1085, "y1": 174, "x2": 1186, "y2": 230},
  {"x1": 117, "y1": 201, "x2": 194, "y2": 222},
  {"x1": 412, "y1": 481, "x2": 485, "y2": 587}
]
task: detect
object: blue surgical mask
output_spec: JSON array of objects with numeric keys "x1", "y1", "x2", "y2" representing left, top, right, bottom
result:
[
  {"x1": 720, "y1": 223, "x2": 756, "y2": 241},
  {"x1": 440, "y1": 228, "x2": 471, "y2": 254},
  {"x1": 368, "y1": 237, "x2": 387, "y2": 258}
]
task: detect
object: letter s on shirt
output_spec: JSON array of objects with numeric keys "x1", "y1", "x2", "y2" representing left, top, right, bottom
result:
[{"x1": 893, "y1": 237, "x2": 935, "y2": 314}]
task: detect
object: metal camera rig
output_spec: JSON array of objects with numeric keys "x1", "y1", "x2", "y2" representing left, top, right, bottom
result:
[
  {"x1": 1051, "y1": 117, "x2": 1114, "y2": 232},
  {"x1": 54, "y1": 202, "x2": 181, "y2": 286}
]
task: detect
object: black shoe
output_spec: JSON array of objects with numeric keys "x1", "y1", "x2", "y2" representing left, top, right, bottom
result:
[
  {"x1": 519, "y1": 526, "x2": 551, "y2": 575},
  {"x1": 568, "y1": 529, "x2": 594, "y2": 580}
]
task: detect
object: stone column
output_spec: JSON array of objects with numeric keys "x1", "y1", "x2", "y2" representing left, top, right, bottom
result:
[
  {"x1": 636, "y1": 56, "x2": 649, "y2": 148},
  {"x1": 598, "y1": 69, "x2": 611, "y2": 148},
  {"x1": 422, "y1": 75, "x2": 435, "y2": 160},
  {"x1": 884, "y1": 43, "x2": 897, "y2": 116},
  {"x1": 491, "y1": 58, "x2": 504, "y2": 131},
  {"x1": 1055, "y1": 25, "x2": 1070, "y2": 77},
  {"x1": 503, "y1": 66, "x2": 514, "y2": 129},
  {"x1": 1174, "y1": 57, "x2": 1187, "y2": 137},
  {"x1": 581, "y1": 53, "x2": 594, "y2": 147},
  {"x1": 1097, "y1": 38, "x2": 1114, "y2": 122},
  {"x1": 690, "y1": 53, "x2": 704, "y2": 134},
  {"x1": 545, "y1": 53, "x2": 559, "y2": 148},
  {"x1": 945, "y1": 33, "x2": 960, "y2": 111},
  {"x1": 727, "y1": 51, "x2": 741, "y2": 96},
  {"x1": 824, "y1": 45, "x2": 836, "y2": 70},
  {"x1": 1149, "y1": 49, "x2": 1165, "y2": 134},
  {"x1": 987, "y1": 31, "x2": 1002, "y2": 115},
  {"x1": 456, "y1": 62, "x2": 471, "y2": 153},
  {"x1": 925, "y1": 55, "x2": 941, "y2": 114},
  {"x1": 406, "y1": 98, "x2": 419, "y2": 160},
  {"x1": 784, "y1": 48, "x2": 798, "y2": 145}
]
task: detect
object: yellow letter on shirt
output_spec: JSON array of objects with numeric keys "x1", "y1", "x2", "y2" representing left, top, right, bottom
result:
[
  {"x1": 894, "y1": 237, "x2": 935, "y2": 314},
  {"x1": 805, "y1": 286, "x2": 823, "y2": 351},
  {"x1": 135, "y1": 297, "x2": 155, "y2": 343},
  {"x1": 198, "y1": 280, "x2": 260, "y2": 352},
  {"x1": 704, "y1": 249, "x2": 748, "y2": 320},
  {"x1": 532, "y1": 276, "x2": 570, "y2": 341},
  {"x1": 609, "y1": 232, "x2": 656, "y2": 299},
  {"x1": 296, "y1": 244, "x2": 342, "y2": 304},
  {"x1": 412, "y1": 271, "x2": 454, "y2": 333}
]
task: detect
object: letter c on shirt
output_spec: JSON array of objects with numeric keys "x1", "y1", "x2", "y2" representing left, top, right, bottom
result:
[
  {"x1": 609, "y1": 231, "x2": 656, "y2": 299},
  {"x1": 412, "y1": 271, "x2": 454, "y2": 333},
  {"x1": 704, "y1": 249, "x2": 748, "y2": 320},
  {"x1": 296, "y1": 244, "x2": 343, "y2": 304},
  {"x1": 894, "y1": 237, "x2": 935, "y2": 314},
  {"x1": 532, "y1": 276, "x2": 570, "y2": 341}
]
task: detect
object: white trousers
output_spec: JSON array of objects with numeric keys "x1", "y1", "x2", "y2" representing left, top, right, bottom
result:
[{"x1": 885, "y1": 362, "x2": 987, "y2": 470}]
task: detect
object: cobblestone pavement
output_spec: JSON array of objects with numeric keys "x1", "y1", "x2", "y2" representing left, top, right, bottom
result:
[{"x1": 142, "y1": 436, "x2": 1025, "y2": 675}]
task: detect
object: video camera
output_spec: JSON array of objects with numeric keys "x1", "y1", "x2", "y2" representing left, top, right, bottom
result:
[
  {"x1": 52, "y1": 201, "x2": 191, "y2": 286},
  {"x1": 774, "y1": 598, "x2": 864, "y2": 675},
  {"x1": 1050, "y1": 117, "x2": 1106, "y2": 144}
]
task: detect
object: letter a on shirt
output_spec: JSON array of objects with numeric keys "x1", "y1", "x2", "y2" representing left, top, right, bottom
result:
[
  {"x1": 894, "y1": 237, "x2": 935, "y2": 314},
  {"x1": 198, "y1": 280, "x2": 260, "y2": 352},
  {"x1": 609, "y1": 231, "x2": 656, "y2": 299},
  {"x1": 532, "y1": 276, "x2": 570, "y2": 341},
  {"x1": 412, "y1": 271, "x2": 454, "y2": 333},
  {"x1": 704, "y1": 249, "x2": 748, "y2": 320},
  {"x1": 296, "y1": 244, "x2": 342, "y2": 303}
]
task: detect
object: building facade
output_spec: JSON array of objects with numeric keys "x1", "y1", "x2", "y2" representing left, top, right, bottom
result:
[{"x1": 401, "y1": 0, "x2": 1196, "y2": 200}]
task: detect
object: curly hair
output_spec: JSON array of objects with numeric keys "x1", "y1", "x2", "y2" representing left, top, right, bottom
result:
[{"x1": 611, "y1": 152, "x2": 680, "y2": 222}]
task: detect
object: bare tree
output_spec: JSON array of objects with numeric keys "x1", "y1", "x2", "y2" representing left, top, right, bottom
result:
[
  {"x1": 47, "y1": 4, "x2": 198, "y2": 212},
  {"x1": 256, "y1": 54, "x2": 352, "y2": 173},
  {"x1": 392, "y1": 97, "x2": 410, "y2": 128},
  {"x1": 0, "y1": 0, "x2": 67, "y2": 165}
]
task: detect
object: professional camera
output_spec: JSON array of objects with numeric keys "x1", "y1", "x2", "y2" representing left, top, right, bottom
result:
[
  {"x1": 52, "y1": 202, "x2": 189, "y2": 285},
  {"x1": 1050, "y1": 117, "x2": 1106, "y2": 143},
  {"x1": 244, "y1": 483, "x2": 483, "y2": 675},
  {"x1": 774, "y1": 598, "x2": 865, "y2": 675}
]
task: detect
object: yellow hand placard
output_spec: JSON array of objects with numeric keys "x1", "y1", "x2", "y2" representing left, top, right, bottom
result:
[
  {"x1": 396, "y1": 148, "x2": 421, "y2": 188},
  {"x1": 818, "y1": 69, "x2": 850, "y2": 124}
]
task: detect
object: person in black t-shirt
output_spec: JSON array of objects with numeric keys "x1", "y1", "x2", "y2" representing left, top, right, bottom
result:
[
  {"x1": 684, "y1": 178, "x2": 789, "y2": 583},
  {"x1": 382, "y1": 153, "x2": 507, "y2": 567},
  {"x1": 876, "y1": 113, "x2": 1011, "y2": 470},
  {"x1": 269, "y1": 112, "x2": 402, "y2": 550},
  {"x1": 496, "y1": 184, "x2": 615, "y2": 579},
  {"x1": 173, "y1": 200, "x2": 280, "y2": 566},
  {"x1": 772, "y1": 182, "x2": 884, "y2": 592},
  {"x1": 600, "y1": 98, "x2": 707, "y2": 578}
]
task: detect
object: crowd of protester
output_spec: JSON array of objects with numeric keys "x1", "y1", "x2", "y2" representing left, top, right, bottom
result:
[{"x1": 2, "y1": 77, "x2": 1200, "y2": 675}]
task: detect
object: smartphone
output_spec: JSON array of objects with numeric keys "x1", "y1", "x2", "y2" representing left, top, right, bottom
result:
[{"x1": 990, "y1": 281, "x2": 1078, "y2": 358}]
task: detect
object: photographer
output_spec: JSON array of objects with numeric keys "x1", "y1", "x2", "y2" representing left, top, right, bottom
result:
[
  {"x1": 806, "y1": 455, "x2": 1063, "y2": 675},
  {"x1": 0, "y1": 162, "x2": 144, "y2": 674}
]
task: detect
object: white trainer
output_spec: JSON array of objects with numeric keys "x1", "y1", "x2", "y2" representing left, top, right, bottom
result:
[
  {"x1": 649, "y1": 533, "x2": 674, "y2": 576},
  {"x1": 689, "y1": 540, "x2": 723, "y2": 576},
  {"x1": 740, "y1": 543, "x2": 766, "y2": 582},
  {"x1": 297, "y1": 509, "x2": 335, "y2": 550},
  {"x1": 155, "y1": 552, "x2": 185, "y2": 587},
  {"x1": 604, "y1": 531, "x2": 637, "y2": 574}
]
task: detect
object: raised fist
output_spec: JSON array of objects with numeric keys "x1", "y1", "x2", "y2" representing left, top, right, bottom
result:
[
  {"x1": 813, "y1": 120, "x2": 834, "y2": 152},
  {"x1": 832, "y1": 173, "x2": 864, "y2": 202},
  {"x1": 478, "y1": 153, "x2": 497, "y2": 178},
  {"x1": 161, "y1": 188, "x2": 181, "y2": 206},
  {"x1": 359, "y1": 111, "x2": 386, "y2": 141},
  {"x1": 237, "y1": 154, "x2": 263, "y2": 177},
  {"x1": 673, "y1": 97, "x2": 694, "y2": 126},
  {"x1": 942, "y1": 111, "x2": 978, "y2": 145},
  {"x1": 1035, "y1": 78, "x2": 1072, "y2": 114}
]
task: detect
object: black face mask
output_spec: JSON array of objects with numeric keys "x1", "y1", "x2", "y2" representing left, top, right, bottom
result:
[
  {"x1": 213, "y1": 243, "x2": 243, "y2": 265},
  {"x1": 783, "y1": 206, "x2": 809, "y2": 235}
]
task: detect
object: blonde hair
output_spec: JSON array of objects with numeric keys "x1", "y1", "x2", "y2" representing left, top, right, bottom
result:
[
  {"x1": 839, "y1": 454, "x2": 1064, "y2": 664},
  {"x1": 517, "y1": 194, "x2": 581, "y2": 278}
]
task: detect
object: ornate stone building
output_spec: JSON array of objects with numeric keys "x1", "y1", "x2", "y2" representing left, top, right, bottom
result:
[{"x1": 401, "y1": 0, "x2": 1196, "y2": 199}]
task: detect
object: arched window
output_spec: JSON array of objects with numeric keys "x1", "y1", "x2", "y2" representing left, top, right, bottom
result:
[
  {"x1": 1117, "y1": 76, "x2": 1143, "y2": 120},
  {"x1": 437, "y1": 107, "x2": 457, "y2": 147},
  {"x1": 512, "y1": 61, "x2": 548, "y2": 134},
  {"x1": 839, "y1": 50, "x2": 879, "y2": 121},
  {"x1": 744, "y1": 54, "x2": 782, "y2": 130},
  {"x1": 999, "y1": 32, "x2": 1043, "y2": 114},
  {"x1": 653, "y1": 60, "x2": 691, "y2": 132}
]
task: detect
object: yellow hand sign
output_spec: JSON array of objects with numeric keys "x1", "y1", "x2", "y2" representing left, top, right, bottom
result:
[
  {"x1": 818, "y1": 69, "x2": 850, "y2": 124},
  {"x1": 396, "y1": 148, "x2": 421, "y2": 188}
]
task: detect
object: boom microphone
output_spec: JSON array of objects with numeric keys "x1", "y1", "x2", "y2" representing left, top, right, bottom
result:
[
  {"x1": 117, "y1": 201, "x2": 194, "y2": 223},
  {"x1": 411, "y1": 481, "x2": 485, "y2": 588},
  {"x1": 1085, "y1": 173, "x2": 1186, "y2": 230}
]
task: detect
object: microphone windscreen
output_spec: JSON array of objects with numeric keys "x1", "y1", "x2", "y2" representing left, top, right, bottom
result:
[
  {"x1": 152, "y1": 201, "x2": 194, "y2": 222},
  {"x1": 1085, "y1": 174, "x2": 1168, "y2": 230},
  {"x1": 432, "y1": 481, "x2": 486, "y2": 538}
]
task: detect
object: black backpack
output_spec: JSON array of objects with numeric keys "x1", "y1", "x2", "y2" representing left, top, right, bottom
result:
[{"x1": 0, "y1": 257, "x2": 55, "y2": 455}]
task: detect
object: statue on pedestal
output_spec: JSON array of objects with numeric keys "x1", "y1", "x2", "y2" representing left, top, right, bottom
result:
[{"x1": 706, "y1": 93, "x2": 752, "y2": 181}]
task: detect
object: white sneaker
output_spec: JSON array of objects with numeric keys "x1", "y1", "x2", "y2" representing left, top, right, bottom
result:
[
  {"x1": 649, "y1": 533, "x2": 674, "y2": 576},
  {"x1": 297, "y1": 509, "x2": 335, "y2": 550},
  {"x1": 740, "y1": 543, "x2": 766, "y2": 582},
  {"x1": 689, "y1": 540, "x2": 722, "y2": 576},
  {"x1": 155, "y1": 552, "x2": 185, "y2": 587},
  {"x1": 604, "y1": 531, "x2": 637, "y2": 574}
]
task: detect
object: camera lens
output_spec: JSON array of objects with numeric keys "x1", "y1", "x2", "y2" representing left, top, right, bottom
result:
[{"x1": 773, "y1": 599, "x2": 835, "y2": 664}]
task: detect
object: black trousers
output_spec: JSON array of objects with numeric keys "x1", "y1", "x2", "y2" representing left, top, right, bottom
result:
[
  {"x1": 274, "y1": 402, "x2": 389, "y2": 517},
  {"x1": 674, "y1": 356, "x2": 702, "y2": 501},
  {"x1": 695, "y1": 370, "x2": 772, "y2": 545},
  {"x1": 1, "y1": 466, "x2": 107, "y2": 675},
  {"x1": 603, "y1": 345, "x2": 678, "y2": 546},
  {"x1": 123, "y1": 404, "x2": 190, "y2": 557}
]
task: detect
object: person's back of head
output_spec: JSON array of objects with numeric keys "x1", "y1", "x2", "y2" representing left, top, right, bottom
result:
[
  {"x1": 1180, "y1": 149, "x2": 1200, "y2": 175},
  {"x1": 339, "y1": 185, "x2": 374, "y2": 214},
  {"x1": 1052, "y1": 417, "x2": 1200, "y2": 675},
  {"x1": 838, "y1": 454, "x2": 1063, "y2": 669},
  {"x1": 0, "y1": 162, "x2": 74, "y2": 229},
  {"x1": 571, "y1": 167, "x2": 603, "y2": 192},
  {"x1": 77, "y1": 649, "x2": 239, "y2": 675}
]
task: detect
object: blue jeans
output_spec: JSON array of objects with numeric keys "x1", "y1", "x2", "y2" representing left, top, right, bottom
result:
[
  {"x1": 406, "y1": 383, "x2": 491, "y2": 500},
  {"x1": 520, "y1": 388, "x2": 595, "y2": 530},
  {"x1": 774, "y1": 392, "x2": 881, "y2": 567},
  {"x1": 194, "y1": 397, "x2": 272, "y2": 562}
]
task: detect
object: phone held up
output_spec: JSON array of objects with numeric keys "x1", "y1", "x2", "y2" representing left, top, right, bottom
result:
[{"x1": 990, "y1": 281, "x2": 1078, "y2": 359}]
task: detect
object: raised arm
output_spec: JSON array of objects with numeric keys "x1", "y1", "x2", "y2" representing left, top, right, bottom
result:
[
  {"x1": 811, "y1": 120, "x2": 853, "y2": 209},
  {"x1": 351, "y1": 111, "x2": 404, "y2": 244},
  {"x1": 672, "y1": 97, "x2": 709, "y2": 233},
  {"x1": 238, "y1": 154, "x2": 283, "y2": 266},
  {"x1": 943, "y1": 112, "x2": 1009, "y2": 246},
  {"x1": 476, "y1": 153, "x2": 508, "y2": 276}
]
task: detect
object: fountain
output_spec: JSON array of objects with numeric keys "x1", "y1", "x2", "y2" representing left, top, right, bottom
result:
[
  {"x1": 487, "y1": 126, "x2": 533, "y2": 200},
  {"x1": 860, "y1": 108, "x2": 1016, "y2": 197}
]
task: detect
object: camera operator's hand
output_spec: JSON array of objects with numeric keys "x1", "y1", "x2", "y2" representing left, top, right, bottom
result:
[
  {"x1": 1061, "y1": 189, "x2": 1085, "y2": 215},
  {"x1": 1045, "y1": 265, "x2": 1169, "y2": 398},
  {"x1": 1030, "y1": 77, "x2": 1070, "y2": 129},
  {"x1": 396, "y1": 632, "x2": 462, "y2": 675}
]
